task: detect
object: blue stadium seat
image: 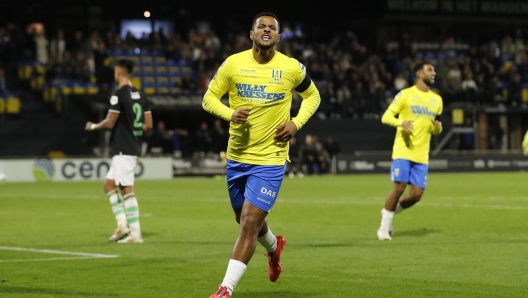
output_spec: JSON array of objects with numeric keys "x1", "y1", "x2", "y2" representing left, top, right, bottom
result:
[{"x1": 169, "y1": 66, "x2": 181, "y2": 75}]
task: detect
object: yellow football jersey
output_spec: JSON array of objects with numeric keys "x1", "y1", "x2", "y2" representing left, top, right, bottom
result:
[
  {"x1": 382, "y1": 85, "x2": 443, "y2": 164},
  {"x1": 203, "y1": 49, "x2": 319, "y2": 165}
]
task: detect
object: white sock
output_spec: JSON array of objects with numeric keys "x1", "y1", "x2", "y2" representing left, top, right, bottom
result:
[
  {"x1": 123, "y1": 192, "x2": 141, "y2": 237},
  {"x1": 380, "y1": 208, "x2": 394, "y2": 231},
  {"x1": 395, "y1": 203, "x2": 405, "y2": 214},
  {"x1": 221, "y1": 259, "x2": 247, "y2": 295},
  {"x1": 107, "y1": 190, "x2": 127, "y2": 226},
  {"x1": 257, "y1": 228, "x2": 277, "y2": 254}
]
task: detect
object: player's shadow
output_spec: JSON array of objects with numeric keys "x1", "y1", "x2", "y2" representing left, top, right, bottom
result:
[
  {"x1": 0, "y1": 286, "x2": 101, "y2": 296},
  {"x1": 141, "y1": 231, "x2": 158, "y2": 238},
  {"x1": 235, "y1": 290, "x2": 323, "y2": 297},
  {"x1": 395, "y1": 228, "x2": 441, "y2": 237}
]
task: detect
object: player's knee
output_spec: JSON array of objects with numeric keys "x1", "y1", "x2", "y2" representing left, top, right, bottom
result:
[
  {"x1": 410, "y1": 194, "x2": 423, "y2": 202},
  {"x1": 393, "y1": 183, "x2": 406, "y2": 195},
  {"x1": 239, "y1": 215, "x2": 261, "y2": 233}
]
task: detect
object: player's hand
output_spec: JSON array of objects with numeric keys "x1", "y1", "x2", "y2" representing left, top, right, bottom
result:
[
  {"x1": 85, "y1": 121, "x2": 94, "y2": 131},
  {"x1": 275, "y1": 121, "x2": 298, "y2": 142},
  {"x1": 432, "y1": 120, "x2": 442, "y2": 131},
  {"x1": 402, "y1": 120, "x2": 414, "y2": 134},
  {"x1": 231, "y1": 108, "x2": 251, "y2": 124}
]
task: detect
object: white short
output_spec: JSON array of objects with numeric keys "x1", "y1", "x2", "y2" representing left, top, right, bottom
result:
[{"x1": 105, "y1": 155, "x2": 138, "y2": 186}]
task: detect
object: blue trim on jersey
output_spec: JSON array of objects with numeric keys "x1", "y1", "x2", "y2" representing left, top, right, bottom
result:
[
  {"x1": 226, "y1": 159, "x2": 287, "y2": 212},
  {"x1": 390, "y1": 159, "x2": 428, "y2": 189}
]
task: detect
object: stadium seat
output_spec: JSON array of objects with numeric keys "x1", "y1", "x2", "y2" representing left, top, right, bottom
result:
[
  {"x1": 170, "y1": 87, "x2": 182, "y2": 95},
  {"x1": 86, "y1": 82, "x2": 99, "y2": 95},
  {"x1": 142, "y1": 66, "x2": 155, "y2": 76},
  {"x1": 141, "y1": 56, "x2": 154, "y2": 65},
  {"x1": 522, "y1": 89, "x2": 528, "y2": 102},
  {"x1": 72, "y1": 81, "x2": 86, "y2": 95},
  {"x1": 6, "y1": 95, "x2": 21, "y2": 114},
  {"x1": 169, "y1": 66, "x2": 181, "y2": 75},
  {"x1": 60, "y1": 81, "x2": 73, "y2": 95},
  {"x1": 0, "y1": 95, "x2": 5, "y2": 113},
  {"x1": 155, "y1": 66, "x2": 168, "y2": 76},
  {"x1": 155, "y1": 56, "x2": 167, "y2": 65},
  {"x1": 156, "y1": 77, "x2": 169, "y2": 85},
  {"x1": 170, "y1": 76, "x2": 182, "y2": 87},
  {"x1": 131, "y1": 77, "x2": 142, "y2": 90}
]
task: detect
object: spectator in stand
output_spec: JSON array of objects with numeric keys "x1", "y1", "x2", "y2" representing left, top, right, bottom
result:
[
  {"x1": 194, "y1": 121, "x2": 213, "y2": 157},
  {"x1": 181, "y1": 72, "x2": 197, "y2": 93},
  {"x1": 68, "y1": 30, "x2": 84, "y2": 54},
  {"x1": 33, "y1": 27, "x2": 48, "y2": 64},
  {"x1": 211, "y1": 119, "x2": 229, "y2": 154},
  {"x1": 461, "y1": 73, "x2": 478, "y2": 102},
  {"x1": 300, "y1": 134, "x2": 321, "y2": 175},
  {"x1": 323, "y1": 136, "x2": 341, "y2": 160},
  {"x1": 287, "y1": 136, "x2": 303, "y2": 178},
  {"x1": 393, "y1": 73, "x2": 409, "y2": 91},
  {"x1": 50, "y1": 29, "x2": 66, "y2": 63},
  {"x1": 507, "y1": 73, "x2": 523, "y2": 107},
  {"x1": 0, "y1": 68, "x2": 9, "y2": 94}
]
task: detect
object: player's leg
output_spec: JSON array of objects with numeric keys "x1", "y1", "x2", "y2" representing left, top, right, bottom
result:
[
  {"x1": 396, "y1": 162, "x2": 427, "y2": 210},
  {"x1": 114, "y1": 156, "x2": 143, "y2": 243},
  {"x1": 105, "y1": 162, "x2": 129, "y2": 242},
  {"x1": 378, "y1": 159, "x2": 410, "y2": 240},
  {"x1": 212, "y1": 162, "x2": 285, "y2": 297}
]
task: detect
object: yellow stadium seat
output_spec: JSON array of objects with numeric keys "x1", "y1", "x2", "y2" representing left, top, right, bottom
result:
[
  {"x1": 131, "y1": 77, "x2": 142, "y2": 90},
  {"x1": 7, "y1": 97, "x2": 21, "y2": 114},
  {"x1": 0, "y1": 98, "x2": 5, "y2": 113},
  {"x1": 87, "y1": 85, "x2": 99, "y2": 95},
  {"x1": 522, "y1": 89, "x2": 528, "y2": 102},
  {"x1": 155, "y1": 57, "x2": 166, "y2": 64},
  {"x1": 170, "y1": 87, "x2": 182, "y2": 95},
  {"x1": 144, "y1": 87, "x2": 156, "y2": 95},
  {"x1": 73, "y1": 85, "x2": 86, "y2": 95},
  {"x1": 48, "y1": 151, "x2": 66, "y2": 158}
]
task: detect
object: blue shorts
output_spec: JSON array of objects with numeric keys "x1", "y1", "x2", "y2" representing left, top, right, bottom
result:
[
  {"x1": 226, "y1": 159, "x2": 287, "y2": 212},
  {"x1": 390, "y1": 159, "x2": 428, "y2": 189}
]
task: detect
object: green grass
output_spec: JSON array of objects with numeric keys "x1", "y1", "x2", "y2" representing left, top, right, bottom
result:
[{"x1": 1, "y1": 173, "x2": 528, "y2": 297}]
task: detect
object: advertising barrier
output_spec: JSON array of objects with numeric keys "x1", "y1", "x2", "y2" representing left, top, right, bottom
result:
[
  {"x1": 335, "y1": 153, "x2": 528, "y2": 174},
  {"x1": 0, "y1": 157, "x2": 172, "y2": 182}
]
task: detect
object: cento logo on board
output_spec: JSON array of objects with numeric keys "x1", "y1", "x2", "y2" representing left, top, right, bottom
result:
[
  {"x1": 33, "y1": 159, "x2": 55, "y2": 181},
  {"x1": 31, "y1": 159, "x2": 144, "y2": 181}
]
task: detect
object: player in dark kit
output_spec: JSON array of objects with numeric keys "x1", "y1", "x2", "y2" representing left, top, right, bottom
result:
[{"x1": 85, "y1": 58, "x2": 152, "y2": 243}]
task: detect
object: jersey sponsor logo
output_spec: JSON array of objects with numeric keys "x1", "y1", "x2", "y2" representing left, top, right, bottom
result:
[
  {"x1": 240, "y1": 68, "x2": 256, "y2": 72},
  {"x1": 110, "y1": 95, "x2": 118, "y2": 105},
  {"x1": 131, "y1": 92, "x2": 141, "y2": 99},
  {"x1": 271, "y1": 69, "x2": 283, "y2": 81},
  {"x1": 410, "y1": 105, "x2": 437, "y2": 117},
  {"x1": 260, "y1": 187, "x2": 277, "y2": 198},
  {"x1": 235, "y1": 83, "x2": 285, "y2": 101}
]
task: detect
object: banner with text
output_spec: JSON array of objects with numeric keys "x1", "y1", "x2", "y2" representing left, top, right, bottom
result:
[
  {"x1": 335, "y1": 154, "x2": 528, "y2": 174},
  {"x1": 0, "y1": 157, "x2": 172, "y2": 182}
]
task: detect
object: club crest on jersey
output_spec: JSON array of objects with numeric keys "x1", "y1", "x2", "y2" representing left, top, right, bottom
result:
[
  {"x1": 271, "y1": 69, "x2": 282, "y2": 81},
  {"x1": 110, "y1": 95, "x2": 118, "y2": 105},
  {"x1": 430, "y1": 97, "x2": 437, "y2": 106}
]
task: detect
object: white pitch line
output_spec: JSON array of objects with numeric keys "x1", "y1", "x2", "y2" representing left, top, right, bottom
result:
[
  {"x1": 0, "y1": 257, "x2": 97, "y2": 263},
  {"x1": 0, "y1": 246, "x2": 119, "y2": 262}
]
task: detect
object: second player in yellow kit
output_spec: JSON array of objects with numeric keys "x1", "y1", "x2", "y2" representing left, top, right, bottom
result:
[{"x1": 377, "y1": 62, "x2": 443, "y2": 241}]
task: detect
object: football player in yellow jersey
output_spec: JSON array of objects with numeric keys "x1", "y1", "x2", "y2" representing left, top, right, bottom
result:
[
  {"x1": 377, "y1": 62, "x2": 443, "y2": 241},
  {"x1": 204, "y1": 12, "x2": 320, "y2": 298},
  {"x1": 522, "y1": 130, "x2": 528, "y2": 156}
]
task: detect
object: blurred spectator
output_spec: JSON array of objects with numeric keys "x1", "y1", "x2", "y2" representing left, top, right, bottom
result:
[
  {"x1": 507, "y1": 73, "x2": 523, "y2": 107},
  {"x1": 194, "y1": 121, "x2": 213, "y2": 156},
  {"x1": 50, "y1": 29, "x2": 66, "y2": 63},
  {"x1": 323, "y1": 136, "x2": 341, "y2": 159},
  {"x1": 287, "y1": 136, "x2": 303, "y2": 178},
  {"x1": 301, "y1": 134, "x2": 321, "y2": 175},
  {"x1": 181, "y1": 72, "x2": 198, "y2": 93},
  {"x1": 148, "y1": 121, "x2": 174, "y2": 154},
  {"x1": 211, "y1": 119, "x2": 229, "y2": 154},
  {"x1": 34, "y1": 29, "x2": 48, "y2": 64},
  {"x1": 459, "y1": 117, "x2": 475, "y2": 151},
  {"x1": 393, "y1": 73, "x2": 408, "y2": 91},
  {"x1": 0, "y1": 68, "x2": 8, "y2": 94},
  {"x1": 461, "y1": 74, "x2": 478, "y2": 102}
]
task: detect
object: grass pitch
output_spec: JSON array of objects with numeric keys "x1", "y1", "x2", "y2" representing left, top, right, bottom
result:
[{"x1": 1, "y1": 173, "x2": 527, "y2": 297}]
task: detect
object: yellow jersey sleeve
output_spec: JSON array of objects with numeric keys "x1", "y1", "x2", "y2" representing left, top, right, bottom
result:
[{"x1": 202, "y1": 60, "x2": 235, "y2": 121}]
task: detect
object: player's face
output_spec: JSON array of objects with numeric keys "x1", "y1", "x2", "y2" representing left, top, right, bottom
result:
[
  {"x1": 250, "y1": 16, "x2": 280, "y2": 50},
  {"x1": 421, "y1": 64, "x2": 436, "y2": 86}
]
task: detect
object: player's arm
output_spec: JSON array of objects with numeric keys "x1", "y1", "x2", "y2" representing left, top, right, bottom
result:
[
  {"x1": 431, "y1": 98, "x2": 443, "y2": 135},
  {"x1": 431, "y1": 115, "x2": 442, "y2": 135},
  {"x1": 202, "y1": 60, "x2": 240, "y2": 122},
  {"x1": 275, "y1": 77, "x2": 320, "y2": 142},
  {"x1": 85, "y1": 93, "x2": 121, "y2": 131},
  {"x1": 85, "y1": 111, "x2": 119, "y2": 131},
  {"x1": 143, "y1": 111, "x2": 153, "y2": 132},
  {"x1": 381, "y1": 91, "x2": 413, "y2": 133}
]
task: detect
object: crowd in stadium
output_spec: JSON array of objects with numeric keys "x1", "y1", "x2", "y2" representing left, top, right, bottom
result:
[
  {"x1": 1, "y1": 21, "x2": 528, "y2": 115},
  {"x1": 0, "y1": 20, "x2": 526, "y2": 163}
]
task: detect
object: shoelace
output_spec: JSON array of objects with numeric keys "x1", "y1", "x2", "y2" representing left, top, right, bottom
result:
[{"x1": 215, "y1": 286, "x2": 230, "y2": 298}]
